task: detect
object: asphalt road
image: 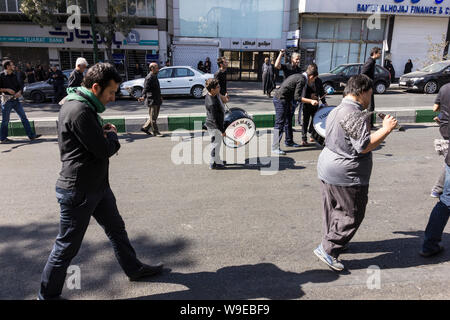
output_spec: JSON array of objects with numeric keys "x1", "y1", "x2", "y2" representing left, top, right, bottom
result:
[
  {"x1": 13, "y1": 83, "x2": 438, "y2": 120},
  {"x1": 0, "y1": 124, "x2": 449, "y2": 300}
]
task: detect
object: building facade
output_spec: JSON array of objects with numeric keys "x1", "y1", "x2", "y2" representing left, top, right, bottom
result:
[
  {"x1": 0, "y1": 0, "x2": 171, "y2": 81},
  {"x1": 299, "y1": 0, "x2": 450, "y2": 77},
  {"x1": 171, "y1": 0, "x2": 299, "y2": 81}
]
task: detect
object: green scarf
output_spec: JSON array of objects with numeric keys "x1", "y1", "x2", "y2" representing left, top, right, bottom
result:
[{"x1": 65, "y1": 87, "x2": 105, "y2": 124}]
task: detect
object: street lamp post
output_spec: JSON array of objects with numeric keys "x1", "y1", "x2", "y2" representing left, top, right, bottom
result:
[{"x1": 88, "y1": 0, "x2": 99, "y2": 64}]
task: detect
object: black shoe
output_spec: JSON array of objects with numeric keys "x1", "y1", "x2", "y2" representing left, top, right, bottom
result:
[
  {"x1": 30, "y1": 134, "x2": 42, "y2": 141},
  {"x1": 37, "y1": 293, "x2": 67, "y2": 300},
  {"x1": 209, "y1": 163, "x2": 225, "y2": 170},
  {"x1": 141, "y1": 128, "x2": 152, "y2": 135},
  {"x1": 129, "y1": 263, "x2": 164, "y2": 281},
  {"x1": 419, "y1": 245, "x2": 444, "y2": 258},
  {"x1": 0, "y1": 138, "x2": 13, "y2": 144}
]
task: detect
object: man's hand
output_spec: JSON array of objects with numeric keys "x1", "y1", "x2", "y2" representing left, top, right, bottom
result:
[
  {"x1": 103, "y1": 123, "x2": 118, "y2": 137},
  {"x1": 311, "y1": 100, "x2": 319, "y2": 106},
  {"x1": 382, "y1": 114, "x2": 398, "y2": 133},
  {"x1": 3, "y1": 89, "x2": 15, "y2": 95},
  {"x1": 14, "y1": 91, "x2": 22, "y2": 99},
  {"x1": 222, "y1": 132, "x2": 226, "y2": 137},
  {"x1": 138, "y1": 97, "x2": 144, "y2": 102},
  {"x1": 280, "y1": 49, "x2": 285, "y2": 56}
]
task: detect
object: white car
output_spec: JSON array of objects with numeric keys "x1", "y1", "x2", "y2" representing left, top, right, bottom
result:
[{"x1": 120, "y1": 66, "x2": 214, "y2": 99}]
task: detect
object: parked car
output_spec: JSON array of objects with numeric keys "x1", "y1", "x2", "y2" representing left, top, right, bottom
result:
[
  {"x1": 120, "y1": 66, "x2": 214, "y2": 99},
  {"x1": 22, "y1": 70, "x2": 71, "y2": 103},
  {"x1": 319, "y1": 63, "x2": 391, "y2": 94},
  {"x1": 399, "y1": 60, "x2": 450, "y2": 94}
]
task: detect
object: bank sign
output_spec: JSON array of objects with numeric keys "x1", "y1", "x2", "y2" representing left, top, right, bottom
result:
[{"x1": 300, "y1": 0, "x2": 450, "y2": 16}]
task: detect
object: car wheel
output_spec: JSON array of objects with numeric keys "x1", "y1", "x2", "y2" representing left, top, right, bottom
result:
[
  {"x1": 131, "y1": 86, "x2": 143, "y2": 99},
  {"x1": 424, "y1": 81, "x2": 438, "y2": 94},
  {"x1": 374, "y1": 81, "x2": 387, "y2": 94},
  {"x1": 323, "y1": 83, "x2": 334, "y2": 93},
  {"x1": 32, "y1": 91, "x2": 45, "y2": 103},
  {"x1": 191, "y1": 85, "x2": 204, "y2": 99}
]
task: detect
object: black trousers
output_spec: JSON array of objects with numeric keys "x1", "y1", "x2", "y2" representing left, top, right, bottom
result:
[
  {"x1": 39, "y1": 186, "x2": 142, "y2": 298},
  {"x1": 53, "y1": 85, "x2": 66, "y2": 104},
  {"x1": 369, "y1": 91, "x2": 375, "y2": 126},
  {"x1": 302, "y1": 104, "x2": 317, "y2": 142}
]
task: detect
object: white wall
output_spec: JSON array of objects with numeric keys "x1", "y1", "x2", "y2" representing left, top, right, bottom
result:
[{"x1": 390, "y1": 16, "x2": 448, "y2": 76}]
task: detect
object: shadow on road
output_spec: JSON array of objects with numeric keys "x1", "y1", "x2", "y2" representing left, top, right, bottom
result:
[
  {"x1": 128, "y1": 263, "x2": 340, "y2": 300},
  {"x1": 344, "y1": 231, "x2": 450, "y2": 270},
  {"x1": 0, "y1": 223, "x2": 193, "y2": 299}
]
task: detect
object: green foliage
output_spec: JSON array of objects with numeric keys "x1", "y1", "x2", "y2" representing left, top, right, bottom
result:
[{"x1": 20, "y1": 0, "x2": 66, "y2": 28}]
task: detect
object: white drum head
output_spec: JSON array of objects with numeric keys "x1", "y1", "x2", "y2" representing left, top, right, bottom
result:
[
  {"x1": 313, "y1": 106, "x2": 335, "y2": 138},
  {"x1": 223, "y1": 118, "x2": 256, "y2": 148}
]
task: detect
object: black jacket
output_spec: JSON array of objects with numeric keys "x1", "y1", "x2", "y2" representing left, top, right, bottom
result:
[
  {"x1": 56, "y1": 98, "x2": 120, "y2": 192},
  {"x1": 0, "y1": 70, "x2": 23, "y2": 94},
  {"x1": 361, "y1": 57, "x2": 376, "y2": 80},
  {"x1": 68, "y1": 69, "x2": 84, "y2": 88},
  {"x1": 214, "y1": 69, "x2": 227, "y2": 96},
  {"x1": 274, "y1": 73, "x2": 307, "y2": 103},
  {"x1": 142, "y1": 73, "x2": 162, "y2": 106},
  {"x1": 205, "y1": 94, "x2": 225, "y2": 133},
  {"x1": 301, "y1": 77, "x2": 326, "y2": 110}
]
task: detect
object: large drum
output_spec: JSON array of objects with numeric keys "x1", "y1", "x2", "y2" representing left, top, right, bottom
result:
[
  {"x1": 223, "y1": 107, "x2": 256, "y2": 148},
  {"x1": 311, "y1": 105, "x2": 335, "y2": 147}
]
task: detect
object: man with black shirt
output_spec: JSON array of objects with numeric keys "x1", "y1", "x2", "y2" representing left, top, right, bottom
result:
[
  {"x1": 272, "y1": 69, "x2": 319, "y2": 155},
  {"x1": 49, "y1": 65, "x2": 66, "y2": 104},
  {"x1": 301, "y1": 64, "x2": 328, "y2": 146},
  {"x1": 275, "y1": 50, "x2": 302, "y2": 146},
  {"x1": 214, "y1": 57, "x2": 228, "y2": 98},
  {"x1": 361, "y1": 47, "x2": 382, "y2": 127},
  {"x1": 38, "y1": 63, "x2": 163, "y2": 300},
  {"x1": 139, "y1": 62, "x2": 163, "y2": 136},
  {"x1": 0, "y1": 60, "x2": 40, "y2": 144},
  {"x1": 421, "y1": 82, "x2": 450, "y2": 257},
  {"x1": 25, "y1": 63, "x2": 35, "y2": 84},
  {"x1": 68, "y1": 57, "x2": 88, "y2": 88}
]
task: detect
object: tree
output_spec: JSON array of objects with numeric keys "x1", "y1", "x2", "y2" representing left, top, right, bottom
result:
[
  {"x1": 414, "y1": 33, "x2": 449, "y2": 69},
  {"x1": 20, "y1": 0, "x2": 137, "y2": 63}
]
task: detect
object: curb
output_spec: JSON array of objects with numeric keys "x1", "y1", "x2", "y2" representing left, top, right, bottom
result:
[{"x1": 1, "y1": 109, "x2": 439, "y2": 137}]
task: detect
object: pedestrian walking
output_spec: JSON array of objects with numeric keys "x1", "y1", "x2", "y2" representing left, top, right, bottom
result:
[
  {"x1": 384, "y1": 59, "x2": 396, "y2": 83},
  {"x1": 68, "y1": 57, "x2": 88, "y2": 88},
  {"x1": 197, "y1": 61, "x2": 205, "y2": 72},
  {"x1": 133, "y1": 63, "x2": 143, "y2": 79},
  {"x1": 38, "y1": 63, "x2": 164, "y2": 300},
  {"x1": 262, "y1": 57, "x2": 276, "y2": 98},
  {"x1": 404, "y1": 59, "x2": 413, "y2": 74},
  {"x1": 361, "y1": 46, "x2": 382, "y2": 127},
  {"x1": 421, "y1": 82, "x2": 450, "y2": 257},
  {"x1": 204, "y1": 57, "x2": 212, "y2": 73},
  {"x1": 0, "y1": 60, "x2": 41, "y2": 144},
  {"x1": 139, "y1": 62, "x2": 163, "y2": 137},
  {"x1": 314, "y1": 74, "x2": 397, "y2": 271},
  {"x1": 25, "y1": 63, "x2": 35, "y2": 84},
  {"x1": 214, "y1": 57, "x2": 229, "y2": 99}
]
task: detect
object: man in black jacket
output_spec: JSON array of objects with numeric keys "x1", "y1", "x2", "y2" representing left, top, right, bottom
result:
[
  {"x1": 49, "y1": 65, "x2": 66, "y2": 104},
  {"x1": 139, "y1": 62, "x2": 163, "y2": 136},
  {"x1": 361, "y1": 47, "x2": 382, "y2": 126},
  {"x1": 68, "y1": 57, "x2": 88, "y2": 88},
  {"x1": 38, "y1": 63, "x2": 163, "y2": 300}
]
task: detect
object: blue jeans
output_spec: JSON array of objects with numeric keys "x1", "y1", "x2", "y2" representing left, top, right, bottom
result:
[
  {"x1": 272, "y1": 97, "x2": 290, "y2": 150},
  {"x1": 423, "y1": 164, "x2": 450, "y2": 253},
  {"x1": 39, "y1": 186, "x2": 143, "y2": 299},
  {"x1": 1, "y1": 99, "x2": 35, "y2": 140},
  {"x1": 283, "y1": 100, "x2": 298, "y2": 145}
]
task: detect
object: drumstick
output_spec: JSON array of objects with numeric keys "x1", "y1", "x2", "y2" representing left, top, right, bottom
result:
[{"x1": 378, "y1": 113, "x2": 405, "y2": 131}]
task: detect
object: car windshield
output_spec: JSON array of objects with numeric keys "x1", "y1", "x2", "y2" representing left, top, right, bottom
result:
[
  {"x1": 420, "y1": 62, "x2": 450, "y2": 73},
  {"x1": 329, "y1": 65, "x2": 347, "y2": 74}
]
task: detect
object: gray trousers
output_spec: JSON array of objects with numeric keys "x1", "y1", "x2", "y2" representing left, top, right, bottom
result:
[
  {"x1": 320, "y1": 180, "x2": 369, "y2": 258},
  {"x1": 432, "y1": 148, "x2": 448, "y2": 194},
  {"x1": 142, "y1": 104, "x2": 161, "y2": 133},
  {"x1": 208, "y1": 129, "x2": 223, "y2": 165}
]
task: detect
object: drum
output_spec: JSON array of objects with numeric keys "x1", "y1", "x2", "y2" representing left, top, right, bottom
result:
[
  {"x1": 311, "y1": 105, "x2": 335, "y2": 147},
  {"x1": 222, "y1": 107, "x2": 256, "y2": 148}
]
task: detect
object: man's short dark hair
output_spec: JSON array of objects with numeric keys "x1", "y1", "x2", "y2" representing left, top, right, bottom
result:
[
  {"x1": 306, "y1": 63, "x2": 319, "y2": 77},
  {"x1": 2, "y1": 60, "x2": 12, "y2": 69},
  {"x1": 205, "y1": 78, "x2": 219, "y2": 92},
  {"x1": 370, "y1": 47, "x2": 382, "y2": 57},
  {"x1": 217, "y1": 57, "x2": 226, "y2": 68},
  {"x1": 344, "y1": 74, "x2": 373, "y2": 97},
  {"x1": 82, "y1": 63, "x2": 122, "y2": 93}
]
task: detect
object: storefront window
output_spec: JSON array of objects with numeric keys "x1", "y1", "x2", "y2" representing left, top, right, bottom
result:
[
  {"x1": 179, "y1": 0, "x2": 283, "y2": 39},
  {"x1": 7, "y1": 0, "x2": 17, "y2": 11},
  {"x1": 316, "y1": 42, "x2": 333, "y2": 73},
  {"x1": 0, "y1": 0, "x2": 6, "y2": 12},
  {"x1": 317, "y1": 19, "x2": 335, "y2": 39},
  {"x1": 336, "y1": 19, "x2": 352, "y2": 41},
  {"x1": 332, "y1": 42, "x2": 349, "y2": 69},
  {"x1": 301, "y1": 18, "x2": 318, "y2": 39}
]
